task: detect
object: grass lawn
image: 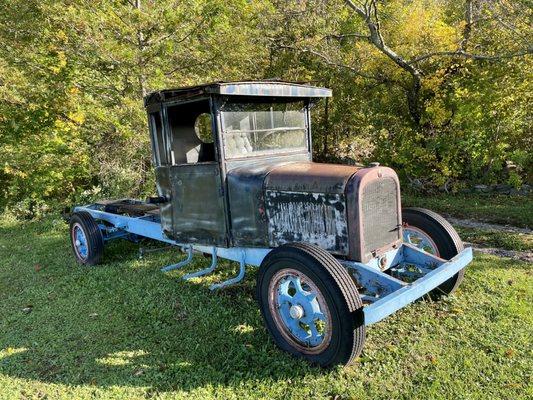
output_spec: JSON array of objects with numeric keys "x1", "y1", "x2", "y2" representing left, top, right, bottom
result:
[
  {"x1": 454, "y1": 227, "x2": 533, "y2": 252},
  {"x1": 402, "y1": 193, "x2": 533, "y2": 228},
  {"x1": 0, "y1": 211, "x2": 531, "y2": 400}
]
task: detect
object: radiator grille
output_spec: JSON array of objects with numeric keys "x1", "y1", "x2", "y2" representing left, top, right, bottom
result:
[{"x1": 361, "y1": 177, "x2": 399, "y2": 254}]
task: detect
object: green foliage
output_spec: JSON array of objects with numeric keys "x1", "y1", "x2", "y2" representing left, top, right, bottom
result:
[
  {"x1": 0, "y1": 0, "x2": 531, "y2": 214},
  {"x1": 0, "y1": 0, "x2": 266, "y2": 214}
]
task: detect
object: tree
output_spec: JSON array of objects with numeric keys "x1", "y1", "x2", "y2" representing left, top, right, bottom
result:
[
  {"x1": 267, "y1": 0, "x2": 532, "y2": 187},
  {"x1": 0, "y1": 0, "x2": 267, "y2": 213}
]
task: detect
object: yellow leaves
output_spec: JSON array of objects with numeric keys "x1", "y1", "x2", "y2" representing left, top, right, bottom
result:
[
  {"x1": 423, "y1": 71, "x2": 446, "y2": 92},
  {"x1": 0, "y1": 347, "x2": 27, "y2": 359},
  {"x1": 49, "y1": 50, "x2": 67, "y2": 74},
  {"x1": 388, "y1": 0, "x2": 457, "y2": 56},
  {"x1": 3, "y1": 164, "x2": 27, "y2": 179},
  {"x1": 54, "y1": 118, "x2": 68, "y2": 131},
  {"x1": 55, "y1": 29, "x2": 68, "y2": 43},
  {"x1": 54, "y1": 111, "x2": 85, "y2": 134},
  {"x1": 68, "y1": 111, "x2": 85, "y2": 125},
  {"x1": 454, "y1": 87, "x2": 469, "y2": 100}
]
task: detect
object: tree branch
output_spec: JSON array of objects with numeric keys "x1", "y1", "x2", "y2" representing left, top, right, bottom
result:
[
  {"x1": 344, "y1": 0, "x2": 422, "y2": 81},
  {"x1": 409, "y1": 47, "x2": 533, "y2": 64},
  {"x1": 344, "y1": 0, "x2": 423, "y2": 122},
  {"x1": 277, "y1": 44, "x2": 384, "y2": 81},
  {"x1": 323, "y1": 33, "x2": 370, "y2": 42},
  {"x1": 460, "y1": 0, "x2": 474, "y2": 51}
]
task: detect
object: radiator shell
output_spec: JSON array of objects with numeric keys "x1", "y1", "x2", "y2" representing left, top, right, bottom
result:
[{"x1": 346, "y1": 167, "x2": 402, "y2": 262}]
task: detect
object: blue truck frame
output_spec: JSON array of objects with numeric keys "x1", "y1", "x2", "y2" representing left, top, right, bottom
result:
[{"x1": 74, "y1": 202, "x2": 473, "y2": 326}]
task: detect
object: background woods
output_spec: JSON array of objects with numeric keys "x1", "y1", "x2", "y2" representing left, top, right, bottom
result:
[{"x1": 1, "y1": 0, "x2": 531, "y2": 216}]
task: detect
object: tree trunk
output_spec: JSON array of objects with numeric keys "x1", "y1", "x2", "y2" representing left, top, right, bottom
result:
[{"x1": 135, "y1": 0, "x2": 147, "y2": 98}]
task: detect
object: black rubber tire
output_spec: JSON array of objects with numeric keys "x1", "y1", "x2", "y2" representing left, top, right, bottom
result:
[
  {"x1": 69, "y1": 211, "x2": 104, "y2": 265},
  {"x1": 402, "y1": 207, "x2": 465, "y2": 298},
  {"x1": 257, "y1": 243, "x2": 365, "y2": 367}
]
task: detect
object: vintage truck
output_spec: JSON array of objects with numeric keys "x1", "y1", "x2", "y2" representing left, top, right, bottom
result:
[{"x1": 69, "y1": 81, "x2": 472, "y2": 367}]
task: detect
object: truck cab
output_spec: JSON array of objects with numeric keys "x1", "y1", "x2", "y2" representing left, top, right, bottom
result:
[{"x1": 144, "y1": 81, "x2": 401, "y2": 263}]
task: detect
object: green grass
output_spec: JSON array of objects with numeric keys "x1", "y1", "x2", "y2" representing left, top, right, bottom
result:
[
  {"x1": 0, "y1": 214, "x2": 532, "y2": 399},
  {"x1": 403, "y1": 193, "x2": 533, "y2": 228},
  {"x1": 455, "y1": 227, "x2": 533, "y2": 252}
]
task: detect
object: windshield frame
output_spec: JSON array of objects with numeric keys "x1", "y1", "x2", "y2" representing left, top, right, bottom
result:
[{"x1": 218, "y1": 99, "x2": 311, "y2": 161}]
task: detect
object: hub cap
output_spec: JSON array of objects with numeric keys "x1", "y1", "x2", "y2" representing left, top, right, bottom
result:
[
  {"x1": 268, "y1": 268, "x2": 332, "y2": 354},
  {"x1": 72, "y1": 223, "x2": 89, "y2": 260},
  {"x1": 289, "y1": 304, "x2": 304, "y2": 319}
]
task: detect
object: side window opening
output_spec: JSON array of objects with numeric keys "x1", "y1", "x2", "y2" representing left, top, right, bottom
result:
[
  {"x1": 166, "y1": 100, "x2": 217, "y2": 165},
  {"x1": 195, "y1": 113, "x2": 216, "y2": 162}
]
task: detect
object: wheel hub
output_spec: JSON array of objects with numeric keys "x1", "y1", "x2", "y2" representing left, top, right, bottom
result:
[
  {"x1": 289, "y1": 304, "x2": 304, "y2": 319},
  {"x1": 72, "y1": 223, "x2": 89, "y2": 260}
]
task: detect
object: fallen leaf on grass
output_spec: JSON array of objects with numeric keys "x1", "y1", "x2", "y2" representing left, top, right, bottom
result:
[
  {"x1": 34, "y1": 264, "x2": 42, "y2": 272},
  {"x1": 504, "y1": 348, "x2": 515, "y2": 358},
  {"x1": 36, "y1": 390, "x2": 47, "y2": 399},
  {"x1": 426, "y1": 354, "x2": 438, "y2": 364}
]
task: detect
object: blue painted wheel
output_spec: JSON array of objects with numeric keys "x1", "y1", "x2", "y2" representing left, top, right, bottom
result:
[
  {"x1": 268, "y1": 268, "x2": 332, "y2": 353},
  {"x1": 72, "y1": 223, "x2": 89, "y2": 260},
  {"x1": 69, "y1": 211, "x2": 104, "y2": 265},
  {"x1": 402, "y1": 207, "x2": 465, "y2": 297},
  {"x1": 403, "y1": 225, "x2": 439, "y2": 256},
  {"x1": 257, "y1": 243, "x2": 365, "y2": 367}
]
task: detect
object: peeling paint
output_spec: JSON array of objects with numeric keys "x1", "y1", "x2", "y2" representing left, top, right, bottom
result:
[{"x1": 266, "y1": 190, "x2": 348, "y2": 254}]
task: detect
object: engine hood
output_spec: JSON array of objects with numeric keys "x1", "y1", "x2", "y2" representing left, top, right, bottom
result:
[
  {"x1": 264, "y1": 162, "x2": 362, "y2": 193},
  {"x1": 226, "y1": 160, "x2": 401, "y2": 262}
]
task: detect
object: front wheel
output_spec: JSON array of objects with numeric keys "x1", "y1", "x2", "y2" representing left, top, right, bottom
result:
[
  {"x1": 402, "y1": 207, "x2": 465, "y2": 298},
  {"x1": 257, "y1": 243, "x2": 365, "y2": 367}
]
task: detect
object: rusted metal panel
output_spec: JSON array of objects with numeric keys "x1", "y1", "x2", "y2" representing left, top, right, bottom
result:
[
  {"x1": 227, "y1": 160, "x2": 299, "y2": 247},
  {"x1": 264, "y1": 162, "x2": 360, "y2": 194},
  {"x1": 168, "y1": 163, "x2": 228, "y2": 245},
  {"x1": 265, "y1": 190, "x2": 349, "y2": 255},
  {"x1": 144, "y1": 81, "x2": 332, "y2": 106},
  {"x1": 217, "y1": 82, "x2": 332, "y2": 97},
  {"x1": 155, "y1": 166, "x2": 173, "y2": 237},
  {"x1": 346, "y1": 166, "x2": 402, "y2": 263}
]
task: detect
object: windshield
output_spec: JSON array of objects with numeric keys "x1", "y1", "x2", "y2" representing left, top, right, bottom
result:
[{"x1": 220, "y1": 101, "x2": 308, "y2": 159}]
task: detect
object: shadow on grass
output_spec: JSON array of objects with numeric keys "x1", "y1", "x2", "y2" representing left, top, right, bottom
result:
[{"x1": 0, "y1": 220, "x2": 321, "y2": 394}]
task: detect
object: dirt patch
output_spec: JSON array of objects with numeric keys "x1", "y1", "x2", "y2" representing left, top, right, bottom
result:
[
  {"x1": 465, "y1": 242, "x2": 533, "y2": 263},
  {"x1": 446, "y1": 217, "x2": 531, "y2": 234},
  {"x1": 446, "y1": 216, "x2": 532, "y2": 262}
]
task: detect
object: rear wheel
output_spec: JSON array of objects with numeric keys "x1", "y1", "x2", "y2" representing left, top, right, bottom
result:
[
  {"x1": 257, "y1": 243, "x2": 365, "y2": 367},
  {"x1": 402, "y1": 207, "x2": 465, "y2": 298},
  {"x1": 69, "y1": 211, "x2": 104, "y2": 265}
]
